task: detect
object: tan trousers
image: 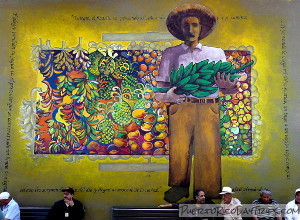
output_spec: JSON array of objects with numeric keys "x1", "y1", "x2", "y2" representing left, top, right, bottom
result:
[{"x1": 168, "y1": 101, "x2": 222, "y2": 198}]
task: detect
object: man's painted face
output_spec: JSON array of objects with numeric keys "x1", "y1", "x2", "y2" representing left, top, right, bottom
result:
[
  {"x1": 63, "y1": 191, "x2": 73, "y2": 201},
  {"x1": 195, "y1": 191, "x2": 206, "y2": 204},
  {"x1": 222, "y1": 193, "x2": 233, "y2": 204},
  {"x1": 180, "y1": 16, "x2": 201, "y2": 42},
  {"x1": 295, "y1": 192, "x2": 300, "y2": 203},
  {"x1": 260, "y1": 193, "x2": 271, "y2": 204}
]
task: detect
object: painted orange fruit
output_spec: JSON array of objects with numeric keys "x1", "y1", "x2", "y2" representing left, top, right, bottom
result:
[
  {"x1": 155, "y1": 123, "x2": 167, "y2": 132},
  {"x1": 128, "y1": 130, "x2": 140, "y2": 139},
  {"x1": 153, "y1": 148, "x2": 165, "y2": 155},
  {"x1": 144, "y1": 132, "x2": 155, "y2": 141},
  {"x1": 141, "y1": 123, "x2": 153, "y2": 132},
  {"x1": 150, "y1": 51, "x2": 157, "y2": 58},
  {"x1": 143, "y1": 114, "x2": 156, "y2": 123},
  {"x1": 142, "y1": 150, "x2": 152, "y2": 155},
  {"x1": 87, "y1": 141, "x2": 100, "y2": 150},
  {"x1": 156, "y1": 132, "x2": 167, "y2": 139},
  {"x1": 125, "y1": 121, "x2": 140, "y2": 132},
  {"x1": 113, "y1": 138, "x2": 128, "y2": 147},
  {"x1": 130, "y1": 143, "x2": 140, "y2": 152},
  {"x1": 154, "y1": 141, "x2": 164, "y2": 148},
  {"x1": 142, "y1": 142, "x2": 153, "y2": 150},
  {"x1": 140, "y1": 64, "x2": 147, "y2": 71},
  {"x1": 132, "y1": 109, "x2": 147, "y2": 119}
]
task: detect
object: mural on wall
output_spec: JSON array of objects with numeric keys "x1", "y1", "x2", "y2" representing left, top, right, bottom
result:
[
  {"x1": 4, "y1": 0, "x2": 299, "y2": 219},
  {"x1": 19, "y1": 46, "x2": 254, "y2": 156},
  {"x1": 18, "y1": 3, "x2": 257, "y2": 159}
]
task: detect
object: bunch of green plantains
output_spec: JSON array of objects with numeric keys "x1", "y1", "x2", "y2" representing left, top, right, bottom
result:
[{"x1": 153, "y1": 59, "x2": 254, "y2": 97}]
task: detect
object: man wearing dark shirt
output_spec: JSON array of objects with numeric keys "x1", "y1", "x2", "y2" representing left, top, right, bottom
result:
[
  {"x1": 47, "y1": 187, "x2": 85, "y2": 220},
  {"x1": 159, "y1": 189, "x2": 215, "y2": 219}
]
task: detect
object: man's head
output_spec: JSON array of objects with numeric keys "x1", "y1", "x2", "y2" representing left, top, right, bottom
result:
[
  {"x1": 295, "y1": 188, "x2": 300, "y2": 203},
  {"x1": 166, "y1": 4, "x2": 216, "y2": 41},
  {"x1": 180, "y1": 16, "x2": 201, "y2": 42},
  {"x1": 220, "y1": 187, "x2": 234, "y2": 204},
  {"x1": 62, "y1": 187, "x2": 74, "y2": 201},
  {"x1": 194, "y1": 189, "x2": 206, "y2": 204},
  {"x1": 0, "y1": 192, "x2": 11, "y2": 205},
  {"x1": 221, "y1": 193, "x2": 233, "y2": 204},
  {"x1": 259, "y1": 189, "x2": 272, "y2": 204}
]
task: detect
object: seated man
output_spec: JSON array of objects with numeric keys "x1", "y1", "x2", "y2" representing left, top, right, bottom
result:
[
  {"x1": 252, "y1": 188, "x2": 282, "y2": 220},
  {"x1": 285, "y1": 188, "x2": 300, "y2": 220},
  {"x1": 0, "y1": 192, "x2": 20, "y2": 220},
  {"x1": 219, "y1": 187, "x2": 242, "y2": 220},
  {"x1": 47, "y1": 187, "x2": 85, "y2": 220},
  {"x1": 158, "y1": 189, "x2": 215, "y2": 219},
  {"x1": 158, "y1": 189, "x2": 215, "y2": 208}
]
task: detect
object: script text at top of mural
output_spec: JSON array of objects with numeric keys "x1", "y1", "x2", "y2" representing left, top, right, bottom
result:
[{"x1": 70, "y1": 15, "x2": 248, "y2": 22}]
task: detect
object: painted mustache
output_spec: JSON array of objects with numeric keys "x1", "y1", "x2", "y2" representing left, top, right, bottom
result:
[{"x1": 186, "y1": 34, "x2": 196, "y2": 37}]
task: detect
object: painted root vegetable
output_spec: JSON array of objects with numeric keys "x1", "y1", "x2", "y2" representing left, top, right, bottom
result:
[{"x1": 153, "y1": 59, "x2": 254, "y2": 97}]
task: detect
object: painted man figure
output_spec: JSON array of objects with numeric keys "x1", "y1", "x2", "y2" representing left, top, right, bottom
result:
[{"x1": 155, "y1": 4, "x2": 238, "y2": 202}]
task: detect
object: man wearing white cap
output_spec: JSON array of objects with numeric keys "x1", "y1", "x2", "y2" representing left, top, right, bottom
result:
[
  {"x1": 0, "y1": 192, "x2": 20, "y2": 220},
  {"x1": 219, "y1": 187, "x2": 242, "y2": 220},
  {"x1": 285, "y1": 188, "x2": 300, "y2": 220}
]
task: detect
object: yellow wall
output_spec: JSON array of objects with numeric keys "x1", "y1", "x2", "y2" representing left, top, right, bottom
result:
[{"x1": 0, "y1": 0, "x2": 299, "y2": 219}]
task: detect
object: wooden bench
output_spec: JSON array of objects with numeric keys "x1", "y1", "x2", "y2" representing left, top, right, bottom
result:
[
  {"x1": 111, "y1": 207, "x2": 180, "y2": 219},
  {"x1": 20, "y1": 206, "x2": 51, "y2": 220}
]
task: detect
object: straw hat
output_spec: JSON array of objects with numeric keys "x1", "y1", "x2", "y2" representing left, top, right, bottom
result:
[
  {"x1": 219, "y1": 187, "x2": 235, "y2": 194},
  {"x1": 166, "y1": 4, "x2": 217, "y2": 41}
]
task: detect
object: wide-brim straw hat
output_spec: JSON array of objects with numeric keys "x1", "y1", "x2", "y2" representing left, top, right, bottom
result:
[
  {"x1": 166, "y1": 4, "x2": 217, "y2": 41},
  {"x1": 219, "y1": 187, "x2": 235, "y2": 194}
]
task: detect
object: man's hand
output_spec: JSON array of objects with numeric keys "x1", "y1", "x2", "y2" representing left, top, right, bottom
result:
[
  {"x1": 155, "y1": 87, "x2": 186, "y2": 104},
  {"x1": 64, "y1": 198, "x2": 74, "y2": 207},
  {"x1": 214, "y1": 72, "x2": 239, "y2": 94}
]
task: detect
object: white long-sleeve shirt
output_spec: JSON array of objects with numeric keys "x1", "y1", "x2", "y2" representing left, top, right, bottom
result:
[
  {"x1": 1, "y1": 199, "x2": 20, "y2": 220},
  {"x1": 285, "y1": 200, "x2": 300, "y2": 220}
]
